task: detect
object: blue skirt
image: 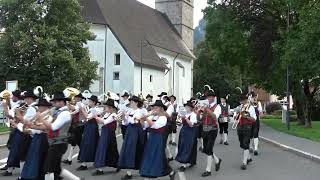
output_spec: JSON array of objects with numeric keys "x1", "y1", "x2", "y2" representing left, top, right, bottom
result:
[
  {"x1": 94, "y1": 126, "x2": 119, "y2": 168},
  {"x1": 140, "y1": 131, "x2": 171, "y2": 178},
  {"x1": 79, "y1": 120, "x2": 99, "y2": 162},
  {"x1": 118, "y1": 124, "x2": 145, "y2": 170},
  {"x1": 21, "y1": 133, "x2": 48, "y2": 179},
  {"x1": 7, "y1": 129, "x2": 23, "y2": 167},
  {"x1": 175, "y1": 125, "x2": 198, "y2": 165}
]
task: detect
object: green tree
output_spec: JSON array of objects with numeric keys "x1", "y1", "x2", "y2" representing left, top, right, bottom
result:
[{"x1": 0, "y1": 0, "x2": 98, "y2": 93}]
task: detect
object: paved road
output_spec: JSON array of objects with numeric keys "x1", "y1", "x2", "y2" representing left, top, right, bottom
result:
[{"x1": 0, "y1": 128, "x2": 320, "y2": 180}]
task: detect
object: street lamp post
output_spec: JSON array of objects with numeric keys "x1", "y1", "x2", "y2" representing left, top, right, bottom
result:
[{"x1": 286, "y1": 1, "x2": 291, "y2": 130}]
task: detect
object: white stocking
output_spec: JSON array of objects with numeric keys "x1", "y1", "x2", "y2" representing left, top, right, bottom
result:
[
  {"x1": 60, "y1": 169, "x2": 81, "y2": 180},
  {"x1": 224, "y1": 133, "x2": 228, "y2": 142},
  {"x1": 166, "y1": 146, "x2": 173, "y2": 159},
  {"x1": 67, "y1": 146, "x2": 75, "y2": 161},
  {"x1": 206, "y1": 155, "x2": 213, "y2": 172},
  {"x1": 243, "y1": 150, "x2": 249, "y2": 165},
  {"x1": 45, "y1": 173, "x2": 55, "y2": 180},
  {"x1": 19, "y1": 161, "x2": 25, "y2": 173},
  {"x1": 172, "y1": 133, "x2": 176, "y2": 143},
  {"x1": 212, "y1": 153, "x2": 219, "y2": 163},
  {"x1": 254, "y1": 138, "x2": 259, "y2": 151}
]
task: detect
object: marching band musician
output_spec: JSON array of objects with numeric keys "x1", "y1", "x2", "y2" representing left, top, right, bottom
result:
[
  {"x1": 2, "y1": 90, "x2": 37, "y2": 177},
  {"x1": 168, "y1": 95, "x2": 178, "y2": 146},
  {"x1": 0, "y1": 90, "x2": 23, "y2": 171},
  {"x1": 31, "y1": 92, "x2": 83, "y2": 180},
  {"x1": 139, "y1": 100, "x2": 176, "y2": 180},
  {"x1": 63, "y1": 93, "x2": 86, "y2": 165},
  {"x1": 92, "y1": 98, "x2": 120, "y2": 175},
  {"x1": 175, "y1": 100, "x2": 198, "y2": 172},
  {"x1": 119, "y1": 91, "x2": 130, "y2": 139},
  {"x1": 218, "y1": 95, "x2": 230, "y2": 145},
  {"x1": 249, "y1": 91, "x2": 263, "y2": 156},
  {"x1": 234, "y1": 93, "x2": 257, "y2": 170},
  {"x1": 118, "y1": 95, "x2": 146, "y2": 180},
  {"x1": 197, "y1": 90, "x2": 222, "y2": 177},
  {"x1": 20, "y1": 98, "x2": 52, "y2": 180},
  {"x1": 144, "y1": 94, "x2": 153, "y2": 111},
  {"x1": 77, "y1": 95, "x2": 101, "y2": 171}
]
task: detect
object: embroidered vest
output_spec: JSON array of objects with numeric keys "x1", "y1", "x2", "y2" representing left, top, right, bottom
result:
[
  {"x1": 48, "y1": 108, "x2": 71, "y2": 145},
  {"x1": 202, "y1": 104, "x2": 218, "y2": 131}
]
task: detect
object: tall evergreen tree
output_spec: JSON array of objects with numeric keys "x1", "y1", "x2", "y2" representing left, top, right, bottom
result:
[{"x1": 0, "y1": 0, "x2": 98, "y2": 93}]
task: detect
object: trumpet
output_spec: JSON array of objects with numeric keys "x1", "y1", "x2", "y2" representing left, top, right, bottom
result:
[
  {"x1": 23, "y1": 110, "x2": 52, "y2": 134},
  {"x1": 232, "y1": 104, "x2": 251, "y2": 129},
  {"x1": 114, "y1": 111, "x2": 125, "y2": 122},
  {"x1": 63, "y1": 87, "x2": 80, "y2": 105}
]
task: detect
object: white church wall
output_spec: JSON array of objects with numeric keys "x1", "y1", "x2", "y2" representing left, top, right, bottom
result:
[
  {"x1": 154, "y1": 48, "x2": 193, "y2": 105},
  {"x1": 133, "y1": 65, "x2": 166, "y2": 97},
  {"x1": 105, "y1": 28, "x2": 135, "y2": 94},
  {"x1": 87, "y1": 24, "x2": 135, "y2": 95},
  {"x1": 87, "y1": 24, "x2": 106, "y2": 95}
]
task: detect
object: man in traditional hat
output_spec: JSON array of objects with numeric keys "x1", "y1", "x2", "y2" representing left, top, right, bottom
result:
[
  {"x1": 218, "y1": 95, "x2": 231, "y2": 145},
  {"x1": 119, "y1": 90, "x2": 130, "y2": 139},
  {"x1": 144, "y1": 94, "x2": 153, "y2": 111},
  {"x1": 168, "y1": 95, "x2": 178, "y2": 146},
  {"x1": 198, "y1": 90, "x2": 222, "y2": 177},
  {"x1": 249, "y1": 91, "x2": 263, "y2": 156},
  {"x1": 234, "y1": 93, "x2": 257, "y2": 170},
  {"x1": 31, "y1": 92, "x2": 83, "y2": 180},
  {"x1": 2, "y1": 90, "x2": 38, "y2": 176}
]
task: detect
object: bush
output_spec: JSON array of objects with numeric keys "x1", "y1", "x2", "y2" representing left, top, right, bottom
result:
[{"x1": 266, "y1": 102, "x2": 282, "y2": 114}]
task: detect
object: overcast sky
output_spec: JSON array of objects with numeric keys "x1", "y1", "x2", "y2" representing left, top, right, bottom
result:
[{"x1": 137, "y1": 0, "x2": 209, "y2": 28}]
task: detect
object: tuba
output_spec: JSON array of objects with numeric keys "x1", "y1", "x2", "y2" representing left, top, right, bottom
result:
[
  {"x1": 0, "y1": 89, "x2": 12, "y2": 104},
  {"x1": 63, "y1": 87, "x2": 80, "y2": 105}
]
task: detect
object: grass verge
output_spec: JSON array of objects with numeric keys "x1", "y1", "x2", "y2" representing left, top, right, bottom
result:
[{"x1": 262, "y1": 118, "x2": 320, "y2": 143}]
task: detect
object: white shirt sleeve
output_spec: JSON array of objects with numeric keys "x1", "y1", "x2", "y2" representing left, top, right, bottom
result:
[
  {"x1": 190, "y1": 113, "x2": 197, "y2": 125},
  {"x1": 87, "y1": 108, "x2": 97, "y2": 119},
  {"x1": 103, "y1": 113, "x2": 116, "y2": 125},
  {"x1": 24, "y1": 106, "x2": 37, "y2": 122},
  {"x1": 249, "y1": 106, "x2": 257, "y2": 121},
  {"x1": 213, "y1": 105, "x2": 222, "y2": 119},
  {"x1": 31, "y1": 129, "x2": 42, "y2": 135},
  {"x1": 51, "y1": 111, "x2": 71, "y2": 131},
  {"x1": 151, "y1": 116, "x2": 167, "y2": 129}
]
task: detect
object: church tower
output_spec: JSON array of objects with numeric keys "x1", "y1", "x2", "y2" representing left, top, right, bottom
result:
[{"x1": 155, "y1": 0, "x2": 194, "y2": 51}]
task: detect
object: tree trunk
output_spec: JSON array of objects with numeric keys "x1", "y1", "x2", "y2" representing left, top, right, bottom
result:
[{"x1": 294, "y1": 98, "x2": 306, "y2": 125}]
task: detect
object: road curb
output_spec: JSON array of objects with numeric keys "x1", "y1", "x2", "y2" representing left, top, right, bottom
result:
[
  {"x1": 260, "y1": 136, "x2": 320, "y2": 164},
  {"x1": 0, "y1": 144, "x2": 6, "y2": 149},
  {"x1": 0, "y1": 131, "x2": 10, "y2": 135}
]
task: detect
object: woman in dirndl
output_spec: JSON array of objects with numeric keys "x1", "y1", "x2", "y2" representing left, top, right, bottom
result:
[
  {"x1": 118, "y1": 96, "x2": 146, "y2": 180},
  {"x1": 175, "y1": 100, "x2": 198, "y2": 172},
  {"x1": 92, "y1": 99, "x2": 119, "y2": 175},
  {"x1": 77, "y1": 95, "x2": 100, "y2": 170},
  {"x1": 139, "y1": 100, "x2": 175, "y2": 180},
  {"x1": 20, "y1": 99, "x2": 52, "y2": 180}
]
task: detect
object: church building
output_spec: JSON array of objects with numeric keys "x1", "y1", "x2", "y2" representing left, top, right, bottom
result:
[{"x1": 81, "y1": 0, "x2": 195, "y2": 104}]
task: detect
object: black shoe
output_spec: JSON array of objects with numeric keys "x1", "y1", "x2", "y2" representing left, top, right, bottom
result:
[
  {"x1": 224, "y1": 142, "x2": 229, "y2": 145},
  {"x1": 201, "y1": 171, "x2": 211, "y2": 177},
  {"x1": 247, "y1": 158, "x2": 253, "y2": 164},
  {"x1": 76, "y1": 165, "x2": 88, "y2": 171},
  {"x1": 167, "y1": 157, "x2": 174, "y2": 162},
  {"x1": 219, "y1": 139, "x2": 223, "y2": 144},
  {"x1": 254, "y1": 151, "x2": 259, "y2": 156},
  {"x1": 215, "y1": 158, "x2": 222, "y2": 171},
  {"x1": 116, "y1": 168, "x2": 121, "y2": 173},
  {"x1": 121, "y1": 174, "x2": 132, "y2": 180},
  {"x1": 171, "y1": 142, "x2": 177, "y2": 146},
  {"x1": 62, "y1": 159, "x2": 72, "y2": 165},
  {"x1": 169, "y1": 171, "x2": 176, "y2": 180},
  {"x1": 92, "y1": 170, "x2": 104, "y2": 176},
  {"x1": 178, "y1": 166, "x2": 186, "y2": 172},
  {"x1": 199, "y1": 147, "x2": 203, "y2": 152},
  {"x1": 2, "y1": 171, "x2": 12, "y2": 176},
  {"x1": 169, "y1": 140, "x2": 173, "y2": 145},
  {"x1": 241, "y1": 164, "x2": 247, "y2": 170},
  {"x1": 0, "y1": 165, "x2": 8, "y2": 171}
]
